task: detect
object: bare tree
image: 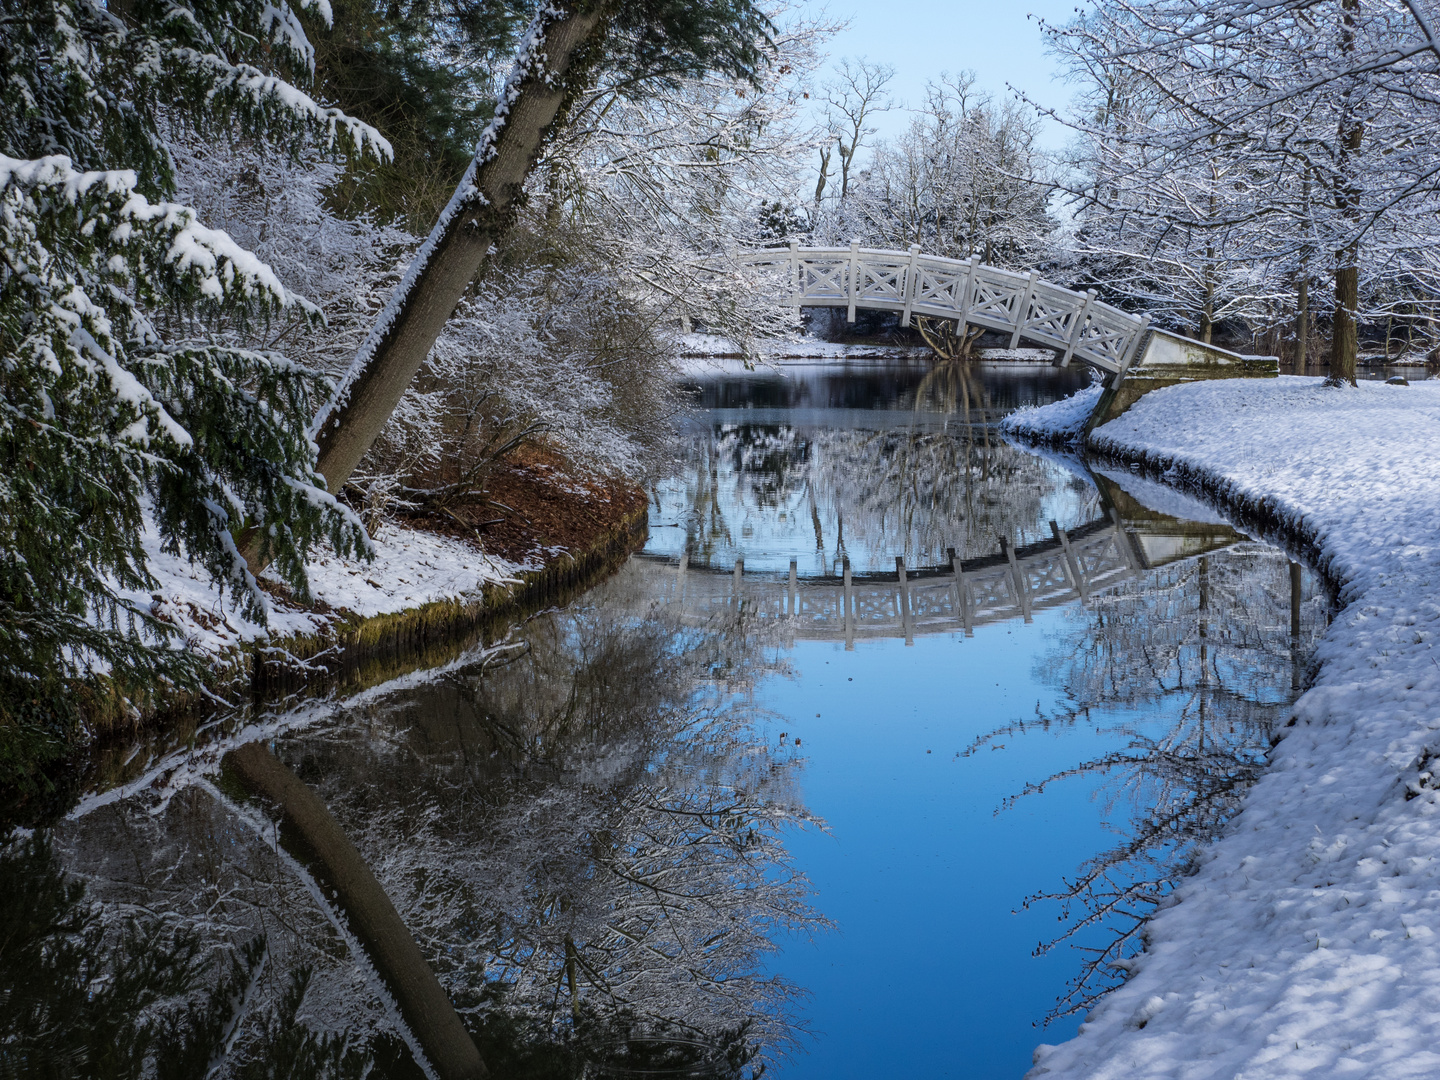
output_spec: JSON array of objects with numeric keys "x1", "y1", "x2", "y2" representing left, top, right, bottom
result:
[
  {"x1": 969, "y1": 548, "x2": 1327, "y2": 1021},
  {"x1": 816, "y1": 57, "x2": 896, "y2": 205},
  {"x1": 846, "y1": 73, "x2": 1056, "y2": 267}
]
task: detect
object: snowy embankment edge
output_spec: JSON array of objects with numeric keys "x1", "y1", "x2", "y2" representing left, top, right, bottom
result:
[
  {"x1": 114, "y1": 503, "x2": 648, "y2": 730},
  {"x1": 1011, "y1": 377, "x2": 1440, "y2": 1079},
  {"x1": 1001, "y1": 383, "x2": 1106, "y2": 449},
  {"x1": 677, "y1": 333, "x2": 1057, "y2": 365}
]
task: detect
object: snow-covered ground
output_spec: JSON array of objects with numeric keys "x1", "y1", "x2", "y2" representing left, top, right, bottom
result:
[
  {"x1": 125, "y1": 519, "x2": 522, "y2": 664},
  {"x1": 676, "y1": 332, "x2": 1056, "y2": 367},
  {"x1": 678, "y1": 332, "x2": 925, "y2": 361},
  {"x1": 1008, "y1": 375, "x2": 1440, "y2": 1079}
]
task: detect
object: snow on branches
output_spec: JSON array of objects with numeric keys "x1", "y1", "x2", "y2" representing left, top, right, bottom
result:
[
  {"x1": 1043, "y1": 0, "x2": 1440, "y2": 365},
  {"x1": 0, "y1": 0, "x2": 383, "y2": 771},
  {"x1": 827, "y1": 72, "x2": 1057, "y2": 269},
  {"x1": 0, "y1": 152, "x2": 369, "y2": 693}
]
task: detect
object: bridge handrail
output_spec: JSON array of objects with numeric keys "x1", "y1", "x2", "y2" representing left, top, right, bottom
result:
[{"x1": 738, "y1": 242, "x2": 1152, "y2": 377}]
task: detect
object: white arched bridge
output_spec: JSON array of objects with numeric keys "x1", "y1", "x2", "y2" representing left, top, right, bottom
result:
[{"x1": 741, "y1": 242, "x2": 1153, "y2": 380}]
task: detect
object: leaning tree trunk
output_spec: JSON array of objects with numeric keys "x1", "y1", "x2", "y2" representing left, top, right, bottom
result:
[{"x1": 309, "y1": 2, "x2": 609, "y2": 495}]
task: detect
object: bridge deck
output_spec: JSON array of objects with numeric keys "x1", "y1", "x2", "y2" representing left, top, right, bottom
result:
[{"x1": 740, "y1": 243, "x2": 1152, "y2": 376}]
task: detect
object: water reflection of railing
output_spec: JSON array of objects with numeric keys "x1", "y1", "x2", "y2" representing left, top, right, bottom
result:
[{"x1": 636, "y1": 506, "x2": 1246, "y2": 646}]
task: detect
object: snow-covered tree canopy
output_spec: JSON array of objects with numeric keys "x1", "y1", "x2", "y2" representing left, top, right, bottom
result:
[
  {"x1": 1042, "y1": 0, "x2": 1440, "y2": 372},
  {"x1": 4, "y1": 0, "x2": 388, "y2": 191},
  {"x1": 835, "y1": 72, "x2": 1056, "y2": 268},
  {"x1": 0, "y1": 0, "x2": 386, "y2": 781}
]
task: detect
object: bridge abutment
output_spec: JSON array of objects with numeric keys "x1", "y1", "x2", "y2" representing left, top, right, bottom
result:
[{"x1": 1087, "y1": 329, "x2": 1278, "y2": 434}]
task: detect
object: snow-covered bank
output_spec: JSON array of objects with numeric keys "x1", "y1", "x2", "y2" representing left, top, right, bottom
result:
[
  {"x1": 1003, "y1": 382, "x2": 1104, "y2": 444},
  {"x1": 1011, "y1": 376, "x2": 1440, "y2": 1079},
  {"x1": 677, "y1": 332, "x2": 1057, "y2": 366},
  {"x1": 676, "y1": 333, "x2": 927, "y2": 370},
  {"x1": 126, "y1": 520, "x2": 523, "y2": 665}
]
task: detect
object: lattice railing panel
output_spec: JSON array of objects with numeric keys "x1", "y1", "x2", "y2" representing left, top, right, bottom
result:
[
  {"x1": 852, "y1": 588, "x2": 902, "y2": 625},
  {"x1": 1073, "y1": 534, "x2": 1134, "y2": 590},
  {"x1": 909, "y1": 582, "x2": 961, "y2": 624},
  {"x1": 967, "y1": 269, "x2": 1029, "y2": 329},
  {"x1": 1024, "y1": 556, "x2": 1075, "y2": 603},
  {"x1": 1021, "y1": 281, "x2": 1086, "y2": 347},
  {"x1": 796, "y1": 589, "x2": 843, "y2": 623},
  {"x1": 798, "y1": 259, "x2": 849, "y2": 301},
  {"x1": 969, "y1": 568, "x2": 1021, "y2": 618},
  {"x1": 910, "y1": 262, "x2": 969, "y2": 311},
  {"x1": 1076, "y1": 303, "x2": 1141, "y2": 369},
  {"x1": 857, "y1": 259, "x2": 908, "y2": 306}
]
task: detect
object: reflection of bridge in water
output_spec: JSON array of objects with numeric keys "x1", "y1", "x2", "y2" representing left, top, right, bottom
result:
[{"x1": 633, "y1": 481, "x2": 1246, "y2": 646}]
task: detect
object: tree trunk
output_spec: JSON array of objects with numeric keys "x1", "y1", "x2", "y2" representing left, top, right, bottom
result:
[
  {"x1": 1333, "y1": 257, "x2": 1360, "y2": 386},
  {"x1": 224, "y1": 742, "x2": 488, "y2": 1080},
  {"x1": 1296, "y1": 275, "x2": 1309, "y2": 374},
  {"x1": 1200, "y1": 232, "x2": 1216, "y2": 344},
  {"x1": 1328, "y1": 0, "x2": 1363, "y2": 388},
  {"x1": 310, "y1": 2, "x2": 608, "y2": 495},
  {"x1": 814, "y1": 142, "x2": 832, "y2": 206}
]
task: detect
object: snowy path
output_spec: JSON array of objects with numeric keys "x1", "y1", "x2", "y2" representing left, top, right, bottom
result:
[{"x1": 1006, "y1": 376, "x2": 1440, "y2": 1079}]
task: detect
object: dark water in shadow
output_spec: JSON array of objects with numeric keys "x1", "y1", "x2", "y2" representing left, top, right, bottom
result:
[{"x1": 2, "y1": 361, "x2": 1328, "y2": 1079}]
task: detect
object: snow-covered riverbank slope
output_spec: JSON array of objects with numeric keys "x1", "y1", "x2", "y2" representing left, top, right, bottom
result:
[
  {"x1": 1007, "y1": 375, "x2": 1440, "y2": 1079},
  {"x1": 136, "y1": 520, "x2": 524, "y2": 661}
]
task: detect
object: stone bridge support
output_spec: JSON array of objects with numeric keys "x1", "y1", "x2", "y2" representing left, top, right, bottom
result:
[{"x1": 1084, "y1": 328, "x2": 1279, "y2": 433}]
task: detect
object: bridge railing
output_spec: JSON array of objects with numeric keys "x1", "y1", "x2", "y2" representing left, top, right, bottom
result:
[{"x1": 739, "y1": 242, "x2": 1152, "y2": 377}]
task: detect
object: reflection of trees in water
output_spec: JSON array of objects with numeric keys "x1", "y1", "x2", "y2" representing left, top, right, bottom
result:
[
  {"x1": 972, "y1": 547, "x2": 1326, "y2": 1022},
  {"x1": 23, "y1": 599, "x2": 818, "y2": 1078},
  {"x1": 7, "y1": 806, "x2": 405, "y2": 1078},
  {"x1": 300, "y1": 601, "x2": 820, "y2": 1074},
  {"x1": 806, "y1": 428, "x2": 1088, "y2": 565},
  {"x1": 669, "y1": 412, "x2": 1097, "y2": 569}
]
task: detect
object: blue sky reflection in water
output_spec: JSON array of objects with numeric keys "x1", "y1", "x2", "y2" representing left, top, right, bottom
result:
[
  {"x1": 759, "y1": 619, "x2": 1141, "y2": 1078},
  {"x1": 648, "y1": 359, "x2": 1327, "y2": 1078}
]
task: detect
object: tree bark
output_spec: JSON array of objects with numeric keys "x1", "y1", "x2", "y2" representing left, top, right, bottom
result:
[
  {"x1": 1296, "y1": 166, "x2": 1312, "y2": 374},
  {"x1": 310, "y1": 2, "x2": 609, "y2": 494},
  {"x1": 814, "y1": 142, "x2": 832, "y2": 205},
  {"x1": 1333, "y1": 258, "x2": 1360, "y2": 385},
  {"x1": 1296, "y1": 275, "x2": 1309, "y2": 374},
  {"x1": 225, "y1": 742, "x2": 488, "y2": 1080},
  {"x1": 1329, "y1": 0, "x2": 1363, "y2": 387}
]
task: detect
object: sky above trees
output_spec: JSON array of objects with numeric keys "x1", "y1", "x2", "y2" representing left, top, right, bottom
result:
[{"x1": 799, "y1": 0, "x2": 1082, "y2": 148}]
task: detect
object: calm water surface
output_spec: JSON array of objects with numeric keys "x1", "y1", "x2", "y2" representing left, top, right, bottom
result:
[{"x1": 3, "y1": 360, "x2": 1328, "y2": 1079}]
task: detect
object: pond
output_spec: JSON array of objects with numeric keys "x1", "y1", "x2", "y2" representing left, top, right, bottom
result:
[{"x1": 2, "y1": 359, "x2": 1329, "y2": 1080}]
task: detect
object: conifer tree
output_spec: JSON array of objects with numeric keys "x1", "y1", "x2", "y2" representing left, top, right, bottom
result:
[{"x1": 0, "y1": 0, "x2": 386, "y2": 780}]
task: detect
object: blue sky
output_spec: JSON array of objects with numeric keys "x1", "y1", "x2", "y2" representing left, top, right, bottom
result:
[{"x1": 798, "y1": 0, "x2": 1086, "y2": 151}]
